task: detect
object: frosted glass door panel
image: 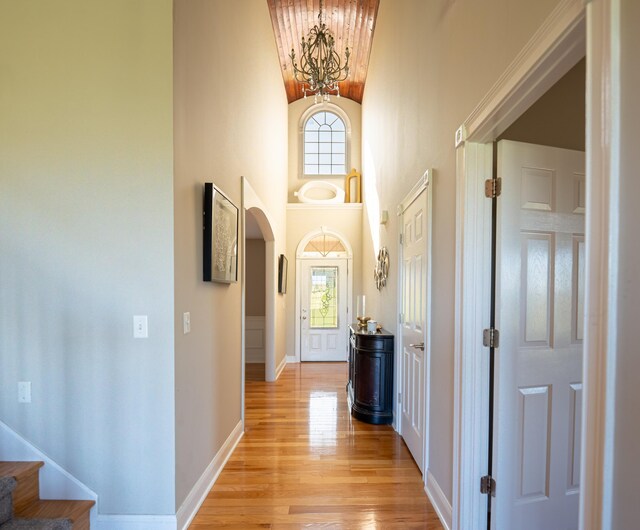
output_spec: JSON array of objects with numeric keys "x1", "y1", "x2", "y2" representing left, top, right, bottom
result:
[{"x1": 310, "y1": 267, "x2": 339, "y2": 329}]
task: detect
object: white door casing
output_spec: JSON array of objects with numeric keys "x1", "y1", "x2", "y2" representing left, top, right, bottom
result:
[
  {"x1": 300, "y1": 259, "x2": 348, "y2": 362},
  {"x1": 493, "y1": 140, "x2": 585, "y2": 530},
  {"x1": 294, "y1": 228, "x2": 353, "y2": 363},
  {"x1": 397, "y1": 171, "x2": 433, "y2": 477},
  {"x1": 452, "y1": 4, "x2": 589, "y2": 529},
  {"x1": 452, "y1": 2, "x2": 621, "y2": 529},
  {"x1": 401, "y1": 192, "x2": 427, "y2": 472},
  {"x1": 241, "y1": 177, "x2": 278, "y2": 400}
]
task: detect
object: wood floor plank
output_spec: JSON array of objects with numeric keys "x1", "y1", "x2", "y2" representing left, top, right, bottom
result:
[{"x1": 189, "y1": 363, "x2": 443, "y2": 528}]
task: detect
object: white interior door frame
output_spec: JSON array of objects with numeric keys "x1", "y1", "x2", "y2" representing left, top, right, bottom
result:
[
  {"x1": 242, "y1": 178, "x2": 278, "y2": 394},
  {"x1": 396, "y1": 170, "x2": 433, "y2": 481},
  {"x1": 294, "y1": 228, "x2": 353, "y2": 363},
  {"x1": 449, "y1": 1, "x2": 619, "y2": 529}
]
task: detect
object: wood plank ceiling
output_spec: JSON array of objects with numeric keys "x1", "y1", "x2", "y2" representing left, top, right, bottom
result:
[{"x1": 267, "y1": 0, "x2": 380, "y2": 104}]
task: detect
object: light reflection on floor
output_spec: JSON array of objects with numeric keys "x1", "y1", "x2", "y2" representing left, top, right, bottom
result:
[{"x1": 308, "y1": 390, "x2": 338, "y2": 448}]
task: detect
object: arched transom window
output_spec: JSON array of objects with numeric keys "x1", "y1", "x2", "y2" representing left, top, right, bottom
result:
[
  {"x1": 302, "y1": 234, "x2": 347, "y2": 258},
  {"x1": 303, "y1": 111, "x2": 347, "y2": 176}
]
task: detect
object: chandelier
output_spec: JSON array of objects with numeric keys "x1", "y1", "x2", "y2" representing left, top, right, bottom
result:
[{"x1": 289, "y1": 0, "x2": 351, "y2": 102}]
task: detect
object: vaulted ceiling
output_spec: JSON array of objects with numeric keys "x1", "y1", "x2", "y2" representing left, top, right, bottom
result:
[{"x1": 267, "y1": 0, "x2": 380, "y2": 104}]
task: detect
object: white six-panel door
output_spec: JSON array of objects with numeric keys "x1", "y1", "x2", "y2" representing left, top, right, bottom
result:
[
  {"x1": 493, "y1": 140, "x2": 585, "y2": 530},
  {"x1": 401, "y1": 189, "x2": 428, "y2": 472},
  {"x1": 300, "y1": 259, "x2": 348, "y2": 362}
]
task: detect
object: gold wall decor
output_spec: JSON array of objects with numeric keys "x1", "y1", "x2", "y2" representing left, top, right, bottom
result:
[{"x1": 344, "y1": 168, "x2": 362, "y2": 203}]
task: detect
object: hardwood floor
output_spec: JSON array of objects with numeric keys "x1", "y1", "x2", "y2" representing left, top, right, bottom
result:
[
  {"x1": 245, "y1": 362, "x2": 265, "y2": 382},
  {"x1": 189, "y1": 362, "x2": 444, "y2": 529}
]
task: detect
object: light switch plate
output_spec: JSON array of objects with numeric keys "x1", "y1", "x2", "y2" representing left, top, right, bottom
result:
[
  {"x1": 183, "y1": 312, "x2": 191, "y2": 334},
  {"x1": 133, "y1": 315, "x2": 148, "y2": 338},
  {"x1": 18, "y1": 382, "x2": 31, "y2": 403}
]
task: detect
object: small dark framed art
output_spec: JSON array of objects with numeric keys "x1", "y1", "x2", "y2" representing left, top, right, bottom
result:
[
  {"x1": 278, "y1": 254, "x2": 288, "y2": 294},
  {"x1": 203, "y1": 183, "x2": 239, "y2": 283}
]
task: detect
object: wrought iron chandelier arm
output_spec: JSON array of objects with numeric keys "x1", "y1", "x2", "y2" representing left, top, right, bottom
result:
[{"x1": 323, "y1": 49, "x2": 350, "y2": 81}]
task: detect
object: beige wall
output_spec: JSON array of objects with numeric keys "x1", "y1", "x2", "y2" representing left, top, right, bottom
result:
[
  {"x1": 285, "y1": 205, "x2": 363, "y2": 359},
  {"x1": 0, "y1": 0, "x2": 175, "y2": 515},
  {"x1": 288, "y1": 98, "x2": 362, "y2": 202},
  {"x1": 500, "y1": 58, "x2": 585, "y2": 150},
  {"x1": 245, "y1": 239, "x2": 266, "y2": 317},
  {"x1": 362, "y1": 0, "x2": 560, "y2": 503},
  {"x1": 173, "y1": 0, "x2": 288, "y2": 508}
]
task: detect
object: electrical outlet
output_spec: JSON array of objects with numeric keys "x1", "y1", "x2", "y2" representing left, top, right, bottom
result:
[
  {"x1": 183, "y1": 312, "x2": 191, "y2": 334},
  {"x1": 133, "y1": 315, "x2": 148, "y2": 338},
  {"x1": 18, "y1": 382, "x2": 31, "y2": 403}
]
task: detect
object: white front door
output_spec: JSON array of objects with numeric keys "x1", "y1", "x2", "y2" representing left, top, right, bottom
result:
[
  {"x1": 400, "y1": 189, "x2": 429, "y2": 473},
  {"x1": 493, "y1": 140, "x2": 585, "y2": 530},
  {"x1": 300, "y1": 259, "x2": 348, "y2": 362}
]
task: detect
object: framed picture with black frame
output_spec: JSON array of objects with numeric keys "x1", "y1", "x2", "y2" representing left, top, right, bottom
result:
[
  {"x1": 278, "y1": 254, "x2": 288, "y2": 294},
  {"x1": 203, "y1": 182, "x2": 239, "y2": 283}
]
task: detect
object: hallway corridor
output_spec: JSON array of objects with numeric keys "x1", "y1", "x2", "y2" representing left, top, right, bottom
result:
[{"x1": 189, "y1": 363, "x2": 443, "y2": 528}]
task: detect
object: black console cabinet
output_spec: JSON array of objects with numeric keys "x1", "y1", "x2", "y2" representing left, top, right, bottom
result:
[{"x1": 347, "y1": 324, "x2": 394, "y2": 425}]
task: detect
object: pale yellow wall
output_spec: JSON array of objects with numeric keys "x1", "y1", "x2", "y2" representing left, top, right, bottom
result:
[
  {"x1": 285, "y1": 206, "x2": 363, "y2": 359},
  {"x1": 0, "y1": 0, "x2": 175, "y2": 515},
  {"x1": 500, "y1": 58, "x2": 585, "y2": 150},
  {"x1": 362, "y1": 0, "x2": 560, "y2": 503},
  {"x1": 173, "y1": 0, "x2": 288, "y2": 507},
  {"x1": 245, "y1": 239, "x2": 266, "y2": 317},
  {"x1": 288, "y1": 98, "x2": 362, "y2": 202}
]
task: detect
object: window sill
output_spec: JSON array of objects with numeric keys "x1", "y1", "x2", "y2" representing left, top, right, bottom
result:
[{"x1": 287, "y1": 203, "x2": 363, "y2": 210}]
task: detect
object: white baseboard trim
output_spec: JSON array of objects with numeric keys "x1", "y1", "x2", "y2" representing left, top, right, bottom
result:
[
  {"x1": 426, "y1": 470, "x2": 452, "y2": 530},
  {"x1": 95, "y1": 515, "x2": 176, "y2": 530},
  {"x1": 274, "y1": 355, "x2": 287, "y2": 380},
  {"x1": 286, "y1": 355, "x2": 298, "y2": 364},
  {"x1": 175, "y1": 420, "x2": 244, "y2": 530}
]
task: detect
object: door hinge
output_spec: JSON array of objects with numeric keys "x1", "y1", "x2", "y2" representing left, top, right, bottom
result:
[
  {"x1": 483, "y1": 328, "x2": 500, "y2": 348},
  {"x1": 484, "y1": 178, "x2": 502, "y2": 198},
  {"x1": 399, "y1": 313, "x2": 404, "y2": 324},
  {"x1": 398, "y1": 392, "x2": 402, "y2": 404},
  {"x1": 399, "y1": 233, "x2": 404, "y2": 245},
  {"x1": 480, "y1": 475, "x2": 496, "y2": 496}
]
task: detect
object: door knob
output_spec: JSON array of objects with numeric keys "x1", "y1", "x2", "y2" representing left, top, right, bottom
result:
[
  {"x1": 302, "y1": 316, "x2": 307, "y2": 320},
  {"x1": 409, "y1": 342, "x2": 425, "y2": 351}
]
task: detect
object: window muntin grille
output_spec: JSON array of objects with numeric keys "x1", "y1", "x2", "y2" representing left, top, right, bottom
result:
[
  {"x1": 304, "y1": 111, "x2": 346, "y2": 176},
  {"x1": 303, "y1": 235, "x2": 346, "y2": 257}
]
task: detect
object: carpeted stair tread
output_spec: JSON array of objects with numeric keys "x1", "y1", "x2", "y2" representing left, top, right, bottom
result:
[
  {"x1": 0, "y1": 477, "x2": 17, "y2": 498},
  {"x1": 0, "y1": 477, "x2": 17, "y2": 526},
  {"x1": 1, "y1": 518, "x2": 72, "y2": 530}
]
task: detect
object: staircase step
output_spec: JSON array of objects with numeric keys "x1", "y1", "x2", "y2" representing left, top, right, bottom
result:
[
  {"x1": 15, "y1": 500, "x2": 94, "y2": 530},
  {"x1": 2, "y1": 518, "x2": 72, "y2": 529},
  {"x1": 0, "y1": 462, "x2": 44, "y2": 513}
]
